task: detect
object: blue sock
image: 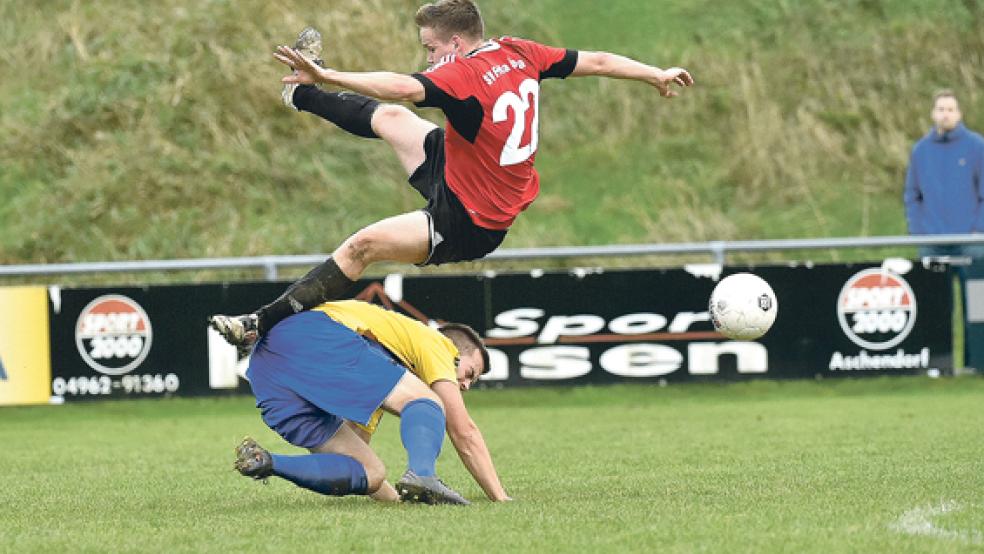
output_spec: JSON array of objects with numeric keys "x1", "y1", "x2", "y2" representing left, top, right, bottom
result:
[
  {"x1": 400, "y1": 398, "x2": 445, "y2": 477},
  {"x1": 270, "y1": 453, "x2": 368, "y2": 496}
]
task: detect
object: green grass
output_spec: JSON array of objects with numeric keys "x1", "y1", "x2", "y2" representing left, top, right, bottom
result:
[{"x1": 3, "y1": 378, "x2": 984, "y2": 552}]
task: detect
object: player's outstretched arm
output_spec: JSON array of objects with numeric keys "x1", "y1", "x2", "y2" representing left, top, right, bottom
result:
[
  {"x1": 571, "y1": 51, "x2": 694, "y2": 98},
  {"x1": 431, "y1": 380, "x2": 511, "y2": 502},
  {"x1": 273, "y1": 46, "x2": 425, "y2": 103}
]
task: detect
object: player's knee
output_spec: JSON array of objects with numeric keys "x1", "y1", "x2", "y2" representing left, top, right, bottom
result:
[
  {"x1": 371, "y1": 104, "x2": 413, "y2": 130},
  {"x1": 342, "y1": 230, "x2": 380, "y2": 265}
]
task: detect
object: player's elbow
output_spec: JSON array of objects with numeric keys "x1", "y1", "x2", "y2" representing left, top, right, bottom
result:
[
  {"x1": 574, "y1": 51, "x2": 613, "y2": 76},
  {"x1": 390, "y1": 78, "x2": 424, "y2": 102},
  {"x1": 595, "y1": 52, "x2": 618, "y2": 73}
]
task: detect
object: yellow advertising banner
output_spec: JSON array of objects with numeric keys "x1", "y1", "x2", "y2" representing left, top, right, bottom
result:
[{"x1": 0, "y1": 287, "x2": 51, "y2": 406}]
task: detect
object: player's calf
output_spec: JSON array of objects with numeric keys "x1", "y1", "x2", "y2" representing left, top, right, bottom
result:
[{"x1": 289, "y1": 86, "x2": 381, "y2": 138}]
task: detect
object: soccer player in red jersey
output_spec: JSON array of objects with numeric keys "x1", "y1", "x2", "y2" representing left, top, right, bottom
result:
[{"x1": 210, "y1": 0, "x2": 694, "y2": 346}]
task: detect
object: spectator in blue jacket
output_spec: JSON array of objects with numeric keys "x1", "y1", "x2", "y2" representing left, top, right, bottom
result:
[
  {"x1": 904, "y1": 90, "x2": 984, "y2": 236},
  {"x1": 904, "y1": 89, "x2": 984, "y2": 371}
]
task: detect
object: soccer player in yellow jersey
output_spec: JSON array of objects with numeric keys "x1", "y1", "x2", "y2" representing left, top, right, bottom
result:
[{"x1": 234, "y1": 299, "x2": 510, "y2": 504}]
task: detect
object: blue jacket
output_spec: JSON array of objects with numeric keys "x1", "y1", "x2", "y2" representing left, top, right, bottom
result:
[{"x1": 904, "y1": 123, "x2": 984, "y2": 234}]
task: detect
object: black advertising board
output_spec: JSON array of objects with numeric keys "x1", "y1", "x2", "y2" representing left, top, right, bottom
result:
[
  {"x1": 46, "y1": 261, "x2": 952, "y2": 401},
  {"x1": 49, "y1": 284, "x2": 236, "y2": 400},
  {"x1": 477, "y1": 264, "x2": 951, "y2": 386}
]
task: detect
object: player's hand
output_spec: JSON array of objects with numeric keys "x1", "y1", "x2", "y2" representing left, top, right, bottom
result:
[
  {"x1": 273, "y1": 45, "x2": 327, "y2": 85},
  {"x1": 654, "y1": 67, "x2": 694, "y2": 98}
]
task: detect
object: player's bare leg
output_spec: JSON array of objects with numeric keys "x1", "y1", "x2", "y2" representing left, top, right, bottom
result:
[
  {"x1": 368, "y1": 104, "x2": 439, "y2": 176},
  {"x1": 330, "y1": 421, "x2": 400, "y2": 502},
  {"x1": 308, "y1": 422, "x2": 395, "y2": 500},
  {"x1": 332, "y1": 211, "x2": 431, "y2": 279}
]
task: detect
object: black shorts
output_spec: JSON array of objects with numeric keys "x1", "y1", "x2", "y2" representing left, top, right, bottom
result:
[{"x1": 408, "y1": 128, "x2": 507, "y2": 266}]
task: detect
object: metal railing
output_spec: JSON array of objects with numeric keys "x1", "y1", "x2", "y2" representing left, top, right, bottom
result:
[{"x1": 1, "y1": 234, "x2": 982, "y2": 281}]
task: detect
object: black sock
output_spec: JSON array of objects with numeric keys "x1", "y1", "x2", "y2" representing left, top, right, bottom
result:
[
  {"x1": 255, "y1": 257, "x2": 355, "y2": 334},
  {"x1": 292, "y1": 85, "x2": 380, "y2": 139}
]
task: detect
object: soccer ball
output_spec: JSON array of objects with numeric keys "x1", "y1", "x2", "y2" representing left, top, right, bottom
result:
[{"x1": 708, "y1": 273, "x2": 778, "y2": 340}]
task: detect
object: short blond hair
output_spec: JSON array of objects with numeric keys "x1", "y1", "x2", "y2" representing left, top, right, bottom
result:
[{"x1": 415, "y1": 0, "x2": 484, "y2": 41}]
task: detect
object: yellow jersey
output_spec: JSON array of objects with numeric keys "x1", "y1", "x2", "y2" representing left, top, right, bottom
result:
[{"x1": 312, "y1": 300, "x2": 459, "y2": 434}]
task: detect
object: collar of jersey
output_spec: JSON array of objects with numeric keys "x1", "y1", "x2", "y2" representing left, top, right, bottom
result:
[{"x1": 465, "y1": 40, "x2": 501, "y2": 58}]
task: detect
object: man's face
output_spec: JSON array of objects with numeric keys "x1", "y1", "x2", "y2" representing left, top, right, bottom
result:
[
  {"x1": 932, "y1": 96, "x2": 962, "y2": 133},
  {"x1": 419, "y1": 26, "x2": 458, "y2": 66},
  {"x1": 455, "y1": 349, "x2": 484, "y2": 392}
]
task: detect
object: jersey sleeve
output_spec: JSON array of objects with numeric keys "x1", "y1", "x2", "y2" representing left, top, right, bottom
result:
[
  {"x1": 502, "y1": 37, "x2": 578, "y2": 80},
  {"x1": 412, "y1": 56, "x2": 469, "y2": 108},
  {"x1": 411, "y1": 61, "x2": 484, "y2": 142}
]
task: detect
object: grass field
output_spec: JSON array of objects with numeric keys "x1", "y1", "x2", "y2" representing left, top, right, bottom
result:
[{"x1": 4, "y1": 378, "x2": 984, "y2": 552}]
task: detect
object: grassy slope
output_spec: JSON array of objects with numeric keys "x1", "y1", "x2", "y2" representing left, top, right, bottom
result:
[
  {"x1": 3, "y1": 378, "x2": 984, "y2": 552},
  {"x1": 1, "y1": 1, "x2": 982, "y2": 266}
]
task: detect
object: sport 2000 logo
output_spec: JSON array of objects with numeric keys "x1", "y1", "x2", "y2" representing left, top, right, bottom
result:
[
  {"x1": 75, "y1": 295, "x2": 153, "y2": 375},
  {"x1": 836, "y1": 268, "x2": 916, "y2": 350}
]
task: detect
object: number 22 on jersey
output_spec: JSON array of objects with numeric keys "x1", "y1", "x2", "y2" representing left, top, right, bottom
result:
[{"x1": 492, "y1": 79, "x2": 540, "y2": 167}]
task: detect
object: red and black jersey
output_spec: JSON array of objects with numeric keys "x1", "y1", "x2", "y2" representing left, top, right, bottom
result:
[{"x1": 412, "y1": 37, "x2": 578, "y2": 230}]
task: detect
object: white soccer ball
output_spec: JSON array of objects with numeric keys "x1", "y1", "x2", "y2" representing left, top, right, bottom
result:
[{"x1": 708, "y1": 273, "x2": 778, "y2": 340}]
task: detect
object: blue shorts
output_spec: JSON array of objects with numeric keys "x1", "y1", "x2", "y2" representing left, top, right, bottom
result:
[{"x1": 245, "y1": 311, "x2": 407, "y2": 449}]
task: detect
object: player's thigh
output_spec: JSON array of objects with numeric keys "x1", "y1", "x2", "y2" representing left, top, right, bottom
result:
[
  {"x1": 309, "y1": 421, "x2": 386, "y2": 491},
  {"x1": 334, "y1": 211, "x2": 431, "y2": 266},
  {"x1": 371, "y1": 104, "x2": 438, "y2": 176},
  {"x1": 380, "y1": 371, "x2": 443, "y2": 416}
]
